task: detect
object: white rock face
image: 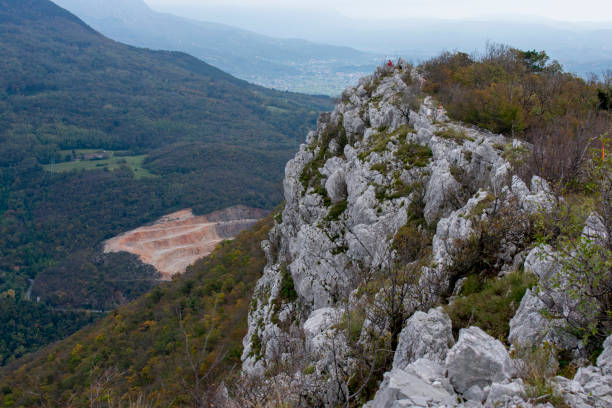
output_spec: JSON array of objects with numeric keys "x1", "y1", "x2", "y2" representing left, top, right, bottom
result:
[
  {"x1": 303, "y1": 308, "x2": 342, "y2": 353},
  {"x1": 446, "y1": 327, "x2": 514, "y2": 394},
  {"x1": 240, "y1": 63, "x2": 567, "y2": 406},
  {"x1": 393, "y1": 307, "x2": 454, "y2": 369},
  {"x1": 508, "y1": 289, "x2": 579, "y2": 350}
]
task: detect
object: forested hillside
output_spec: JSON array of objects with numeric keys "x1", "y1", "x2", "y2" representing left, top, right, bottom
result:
[
  {"x1": 0, "y1": 0, "x2": 330, "y2": 365},
  {"x1": 0, "y1": 215, "x2": 274, "y2": 407}
]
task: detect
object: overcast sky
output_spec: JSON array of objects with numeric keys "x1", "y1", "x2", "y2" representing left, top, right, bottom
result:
[{"x1": 146, "y1": 0, "x2": 612, "y2": 22}]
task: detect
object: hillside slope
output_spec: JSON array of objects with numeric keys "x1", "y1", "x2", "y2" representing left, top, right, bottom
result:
[
  {"x1": 0, "y1": 0, "x2": 330, "y2": 365},
  {"x1": 0, "y1": 215, "x2": 274, "y2": 407},
  {"x1": 50, "y1": 0, "x2": 377, "y2": 95}
]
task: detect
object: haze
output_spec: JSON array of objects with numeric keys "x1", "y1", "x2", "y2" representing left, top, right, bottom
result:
[{"x1": 146, "y1": 0, "x2": 612, "y2": 23}]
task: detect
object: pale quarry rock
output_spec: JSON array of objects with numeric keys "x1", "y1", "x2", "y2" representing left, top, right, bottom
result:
[
  {"x1": 446, "y1": 327, "x2": 514, "y2": 394},
  {"x1": 393, "y1": 307, "x2": 454, "y2": 369},
  {"x1": 103, "y1": 206, "x2": 267, "y2": 279}
]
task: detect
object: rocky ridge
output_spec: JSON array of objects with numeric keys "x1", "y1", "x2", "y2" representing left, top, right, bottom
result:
[{"x1": 239, "y1": 62, "x2": 612, "y2": 407}]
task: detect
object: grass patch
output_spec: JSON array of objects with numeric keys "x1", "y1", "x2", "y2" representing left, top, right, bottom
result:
[
  {"x1": 370, "y1": 162, "x2": 388, "y2": 174},
  {"x1": 279, "y1": 265, "x2": 298, "y2": 303},
  {"x1": 359, "y1": 125, "x2": 416, "y2": 161},
  {"x1": 435, "y1": 127, "x2": 474, "y2": 144},
  {"x1": 394, "y1": 142, "x2": 432, "y2": 169},
  {"x1": 326, "y1": 200, "x2": 348, "y2": 221},
  {"x1": 44, "y1": 151, "x2": 155, "y2": 179},
  {"x1": 445, "y1": 270, "x2": 537, "y2": 342},
  {"x1": 335, "y1": 309, "x2": 366, "y2": 343}
]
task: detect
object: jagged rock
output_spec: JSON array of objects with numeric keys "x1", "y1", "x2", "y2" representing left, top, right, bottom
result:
[
  {"x1": 303, "y1": 308, "x2": 341, "y2": 353},
  {"x1": 432, "y1": 190, "x2": 490, "y2": 265},
  {"x1": 241, "y1": 64, "x2": 537, "y2": 405},
  {"x1": 446, "y1": 327, "x2": 514, "y2": 394},
  {"x1": 365, "y1": 360, "x2": 456, "y2": 408},
  {"x1": 484, "y1": 380, "x2": 525, "y2": 407},
  {"x1": 508, "y1": 289, "x2": 579, "y2": 349},
  {"x1": 523, "y1": 245, "x2": 558, "y2": 282},
  {"x1": 553, "y1": 376, "x2": 604, "y2": 408},
  {"x1": 343, "y1": 109, "x2": 365, "y2": 141},
  {"x1": 574, "y1": 366, "x2": 612, "y2": 402},
  {"x1": 325, "y1": 169, "x2": 348, "y2": 204},
  {"x1": 583, "y1": 212, "x2": 609, "y2": 246},
  {"x1": 423, "y1": 160, "x2": 461, "y2": 224},
  {"x1": 392, "y1": 307, "x2": 454, "y2": 369},
  {"x1": 597, "y1": 335, "x2": 612, "y2": 375}
]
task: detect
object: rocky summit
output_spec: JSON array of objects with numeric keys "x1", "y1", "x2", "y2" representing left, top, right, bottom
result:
[{"x1": 236, "y1": 62, "x2": 612, "y2": 407}]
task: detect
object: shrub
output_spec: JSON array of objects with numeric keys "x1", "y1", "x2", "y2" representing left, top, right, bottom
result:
[
  {"x1": 513, "y1": 343, "x2": 569, "y2": 407},
  {"x1": 445, "y1": 270, "x2": 536, "y2": 341},
  {"x1": 326, "y1": 200, "x2": 348, "y2": 221}
]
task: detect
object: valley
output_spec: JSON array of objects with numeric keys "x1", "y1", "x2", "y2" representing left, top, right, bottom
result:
[{"x1": 0, "y1": 0, "x2": 330, "y2": 366}]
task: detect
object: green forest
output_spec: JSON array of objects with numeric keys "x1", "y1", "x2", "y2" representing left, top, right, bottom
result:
[
  {"x1": 0, "y1": 0, "x2": 331, "y2": 365},
  {"x1": 0, "y1": 215, "x2": 274, "y2": 407}
]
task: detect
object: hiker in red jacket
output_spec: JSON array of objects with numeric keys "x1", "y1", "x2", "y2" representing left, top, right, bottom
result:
[{"x1": 387, "y1": 60, "x2": 393, "y2": 67}]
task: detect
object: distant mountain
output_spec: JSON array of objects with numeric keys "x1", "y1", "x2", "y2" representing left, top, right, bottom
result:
[
  {"x1": 153, "y1": 2, "x2": 612, "y2": 77},
  {"x1": 0, "y1": 0, "x2": 331, "y2": 364},
  {"x1": 51, "y1": 0, "x2": 379, "y2": 95}
]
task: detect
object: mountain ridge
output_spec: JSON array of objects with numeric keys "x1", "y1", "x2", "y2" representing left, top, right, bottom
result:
[{"x1": 50, "y1": 0, "x2": 378, "y2": 95}]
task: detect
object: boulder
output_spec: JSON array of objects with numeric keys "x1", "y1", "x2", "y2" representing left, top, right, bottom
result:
[
  {"x1": 365, "y1": 360, "x2": 456, "y2": 408},
  {"x1": 325, "y1": 169, "x2": 348, "y2": 204},
  {"x1": 393, "y1": 307, "x2": 454, "y2": 369},
  {"x1": 343, "y1": 109, "x2": 365, "y2": 140},
  {"x1": 485, "y1": 380, "x2": 525, "y2": 407},
  {"x1": 523, "y1": 246, "x2": 558, "y2": 282},
  {"x1": 583, "y1": 212, "x2": 609, "y2": 246},
  {"x1": 423, "y1": 161, "x2": 461, "y2": 224},
  {"x1": 446, "y1": 327, "x2": 514, "y2": 394}
]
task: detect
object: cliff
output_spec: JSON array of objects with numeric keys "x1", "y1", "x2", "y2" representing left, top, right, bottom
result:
[{"x1": 237, "y1": 62, "x2": 612, "y2": 407}]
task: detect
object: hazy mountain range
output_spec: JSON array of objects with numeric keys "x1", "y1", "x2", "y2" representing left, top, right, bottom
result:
[
  {"x1": 139, "y1": 2, "x2": 612, "y2": 81},
  {"x1": 51, "y1": 0, "x2": 380, "y2": 95}
]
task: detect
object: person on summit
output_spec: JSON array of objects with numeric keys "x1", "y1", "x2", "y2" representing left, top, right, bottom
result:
[{"x1": 387, "y1": 60, "x2": 393, "y2": 67}]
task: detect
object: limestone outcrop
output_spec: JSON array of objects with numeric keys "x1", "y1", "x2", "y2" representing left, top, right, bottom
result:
[{"x1": 237, "y1": 62, "x2": 612, "y2": 407}]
